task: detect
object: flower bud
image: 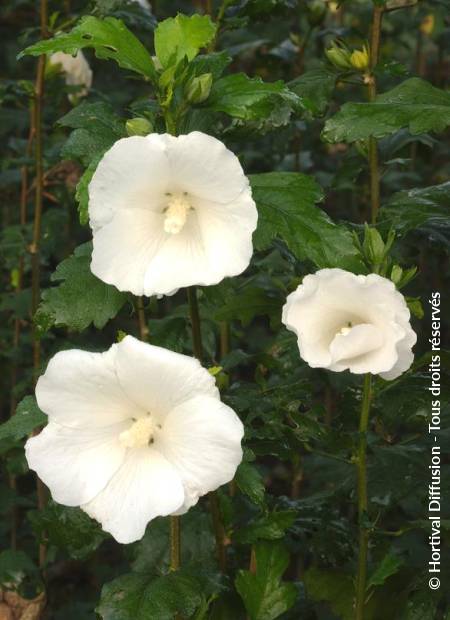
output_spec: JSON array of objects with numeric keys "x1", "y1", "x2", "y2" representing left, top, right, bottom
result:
[
  {"x1": 350, "y1": 45, "x2": 370, "y2": 71},
  {"x1": 126, "y1": 117, "x2": 153, "y2": 136},
  {"x1": 307, "y1": 0, "x2": 327, "y2": 26},
  {"x1": 325, "y1": 43, "x2": 352, "y2": 70},
  {"x1": 420, "y1": 14, "x2": 434, "y2": 36},
  {"x1": 185, "y1": 73, "x2": 213, "y2": 104}
]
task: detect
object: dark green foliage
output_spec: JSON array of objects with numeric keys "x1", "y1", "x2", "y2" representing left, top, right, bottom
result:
[
  {"x1": 36, "y1": 243, "x2": 128, "y2": 332},
  {"x1": 323, "y1": 78, "x2": 450, "y2": 143},
  {"x1": 1, "y1": 1, "x2": 449, "y2": 619},
  {"x1": 235, "y1": 542, "x2": 297, "y2": 620},
  {"x1": 0, "y1": 397, "x2": 46, "y2": 442}
]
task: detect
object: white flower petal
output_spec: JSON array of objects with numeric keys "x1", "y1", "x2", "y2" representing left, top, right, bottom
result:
[
  {"x1": 36, "y1": 348, "x2": 138, "y2": 428},
  {"x1": 282, "y1": 268, "x2": 416, "y2": 379},
  {"x1": 25, "y1": 421, "x2": 127, "y2": 506},
  {"x1": 91, "y1": 209, "x2": 166, "y2": 295},
  {"x1": 114, "y1": 336, "x2": 218, "y2": 418},
  {"x1": 380, "y1": 324, "x2": 417, "y2": 380},
  {"x1": 329, "y1": 324, "x2": 384, "y2": 369},
  {"x1": 167, "y1": 132, "x2": 248, "y2": 203},
  {"x1": 156, "y1": 394, "x2": 244, "y2": 508},
  {"x1": 82, "y1": 448, "x2": 184, "y2": 544},
  {"x1": 50, "y1": 51, "x2": 92, "y2": 97},
  {"x1": 88, "y1": 135, "x2": 170, "y2": 231}
]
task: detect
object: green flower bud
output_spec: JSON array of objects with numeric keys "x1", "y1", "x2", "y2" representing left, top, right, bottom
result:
[
  {"x1": 307, "y1": 0, "x2": 327, "y2": 26},
  {"x1": 325, "y1": 43, "x2": 353, "y2": 70},
  {"x1": 185, "y1": 73, "x2": 213, "y2": 104},
  {"x1": 350, "y1": 45, "x2": 370, "y2": 71},
  {"x1": 126, "y1": 117, "x2": 153, "y2": 137}
]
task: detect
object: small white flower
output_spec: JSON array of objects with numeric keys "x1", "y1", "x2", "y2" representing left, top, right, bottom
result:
[
  {"x1": 25, "y1": 336, "x2": 243, "y2": 544},
  {"x1": 282, "y1": 268, "x2": 416, "y2": 380},
  {"x1": 49, "y1": 51, "x2": 93, "y2": 99},
  {"x1": 88, "y1": 131, "x2": 258, "y2": 296}
]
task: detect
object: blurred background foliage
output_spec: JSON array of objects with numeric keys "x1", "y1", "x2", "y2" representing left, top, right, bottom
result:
[{"x1": 0, "y1": 0, "x2": 449, "y2": 618}]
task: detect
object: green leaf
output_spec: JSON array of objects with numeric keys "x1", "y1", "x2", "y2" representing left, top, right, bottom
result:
[
  {"x1": 323, "y1": 78, "x2": 450, "y2": 143},
  {"x1": 235, "y1": 462, "x2": 265, "y2": 506},
  {"x1": 59, "y1": 101, "x2": 125, "y2": 166},
  {"x1": 154, "y1": 14, "x2": 216, "y2": 68},
  {"x1": 214, "y1": 286, "x2": 283, "y2": 328},
  {"x1": 0, "y1": 396, "x2": 46, "y2": 442},
  {"x1": 380, "y1": 182, "x2": 450, "y2": 246},
  {"x1": 208, "y1": 73, "x2": 303, "y2": 123},
  {"x1": 250, "y1": 172, "x2": 362, "y2": 269},
  {"x1": 303, "y1": 567, "x2": 354, "y2": 620},
  {"x1": 29, "y1": 501, "x2": 107, "y2": 560},
  {"x1": 234, "y1": 511, "x2": 296, "y2": 545},
  {"x1": 289, "y1": 68, "x2": 336, "y2": 116},
  {"x1": 75, "y1": 157, "x2": 101, "y2": 225},
  {"x1": 235, "y1": 541, "x2": 296, "y2": 620},
  {"x1": 36, "y1": 243, "x2": 128, "y2": 332},
  {"x1": 97, "y1": 570, "x2": 209, "y2": 620},
  {"x1": 0, "y1": 550, "x2": 37, "y2": 588},
  {"x1": 19, "y1": 16, "x2": 156, "y2": 80},
  {"x1": 367, "y1": 553, "x2": 403, "y2": 589}
]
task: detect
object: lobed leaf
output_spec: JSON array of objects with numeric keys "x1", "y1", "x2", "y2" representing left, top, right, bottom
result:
[
  {"x1": 250, "y1": 172, "x2": 363, "y2": 270},
  {"x1": 18, "y1": 16, "x2": 157, "y2": 80},
  {"x1": 208, "y1": 73, "x2": 304, "y2": 123},
  {"x1": 29, "y1": 501, "x2": 107, "y2": 561},
  {"x1": 235, "y1": 541, "x2": 297, "y2": 620},
  {"x1": 289, "y1": 67, "x2": 337, "y2": 116},
  {"x1": 323, "y1": 78, "x2": 450, "y2": 143},
  {"x1": 97, "y1": 569, "x2": 213, "y2": 620},
  {"x1": 0, "y1": 396, "x2": 46, "y2": 442},
  {"x1": 155, "y1": 14, "x2": 216, "y2": 68},
  {"x1": 36, "y1": 243, "x2": 128, "y2": 332},
  {"x1": 379, "y1": 181, "x2": 450, "y2": 247}
]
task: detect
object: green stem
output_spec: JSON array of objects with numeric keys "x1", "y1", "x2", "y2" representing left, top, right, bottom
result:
[
  {"x1": 170, "y1": 515, "x2": 180, "y2": 571},
  {"x1": 219, "y1": 321, "x2": 230, "y2": 358},
  {"x1": 367, "y1": 4, "x2": 383, "y2": 224},
  {"x1": 355, "y1": 373, "x2": 372, "y2": 620},
  {"x1": 31, "y1": 0, "x2": 48, "y2": 571},
  {"x1": 187, "y1": 286, "x2": 203, "y2": 362},
  {"x1": 187, "y1": 286, "x2": 227, "y2": 571}
]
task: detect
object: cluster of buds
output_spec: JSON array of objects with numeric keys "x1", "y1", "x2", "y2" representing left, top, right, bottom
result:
[{"x1": 325, "y1": 40, "x2": 370, "y2": 72}]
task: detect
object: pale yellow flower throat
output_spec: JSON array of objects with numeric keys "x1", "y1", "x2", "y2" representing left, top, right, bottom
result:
[
  {"x1": 119, "y1": 414, "x2": 160, "y2": 448},
  {"x1": 163, "y1": 192, "x2": 193, "y2": 234}
]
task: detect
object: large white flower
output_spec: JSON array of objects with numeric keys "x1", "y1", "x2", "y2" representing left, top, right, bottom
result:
[
  {"x1": 49, "y1": 51, "x2": 92, "y2": 99},
  {"x1": 88, "y1": 131, "x2": 258, "y2": 296},
  {"x1": 25, "y1": 336, "x2": 243, "y2": 544},
  {"x1": 282, "y1": 268, "x2": 416, "y2": 380}
]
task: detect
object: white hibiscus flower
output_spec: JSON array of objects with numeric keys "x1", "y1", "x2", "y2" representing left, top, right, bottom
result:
[
  {"x1": 282, "y1": 268, "x2": 416, "y2": 380},
  {"x1": 25, "y1": 336, "x2": 244, "y2": 544},
  {"x1": 49, "y1": 51, "x2": 92, "y2": 99},
  {"x1": 88, "y1": 131, "x2": 258, "y2": 296}
]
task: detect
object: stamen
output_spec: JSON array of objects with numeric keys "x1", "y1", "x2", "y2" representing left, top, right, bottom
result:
[
  {"x1": 119, "y1": 414, "x2": 156, "y2": 449},
  {"x1": 337, "y1": 322, "x2": 353, "y2": 337},
  {"x1": 163, "y1": 193, "x2": 192, "y2": 234}
]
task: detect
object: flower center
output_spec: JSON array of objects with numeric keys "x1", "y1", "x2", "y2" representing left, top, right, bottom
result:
[
  {"x1": 336, "y1": 321, "x2": 353, "y2": 337},
  {"x1": 119, "y1": 414, "x2": 159, "y2": 449},
  {"x1": 163, "y1": 192, "x2": 192, "y2": 234}
]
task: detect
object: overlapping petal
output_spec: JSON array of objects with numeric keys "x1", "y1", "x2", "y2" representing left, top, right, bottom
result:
[
  {"x1": 156, "y1": 395, "x2": 244, "y2": 512},
  {"x1": 82, "y1": 448, "x2": 184, "y2": 544},
  {"x1": 26, "y1": 421, "x2": 128, "y2": 506},
  {"x1": 114, "y1": 336, "x2": 218, "y2": 418},
  {"x1": 36, "y1": 348, "x2": 139, "y2": 428}
]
